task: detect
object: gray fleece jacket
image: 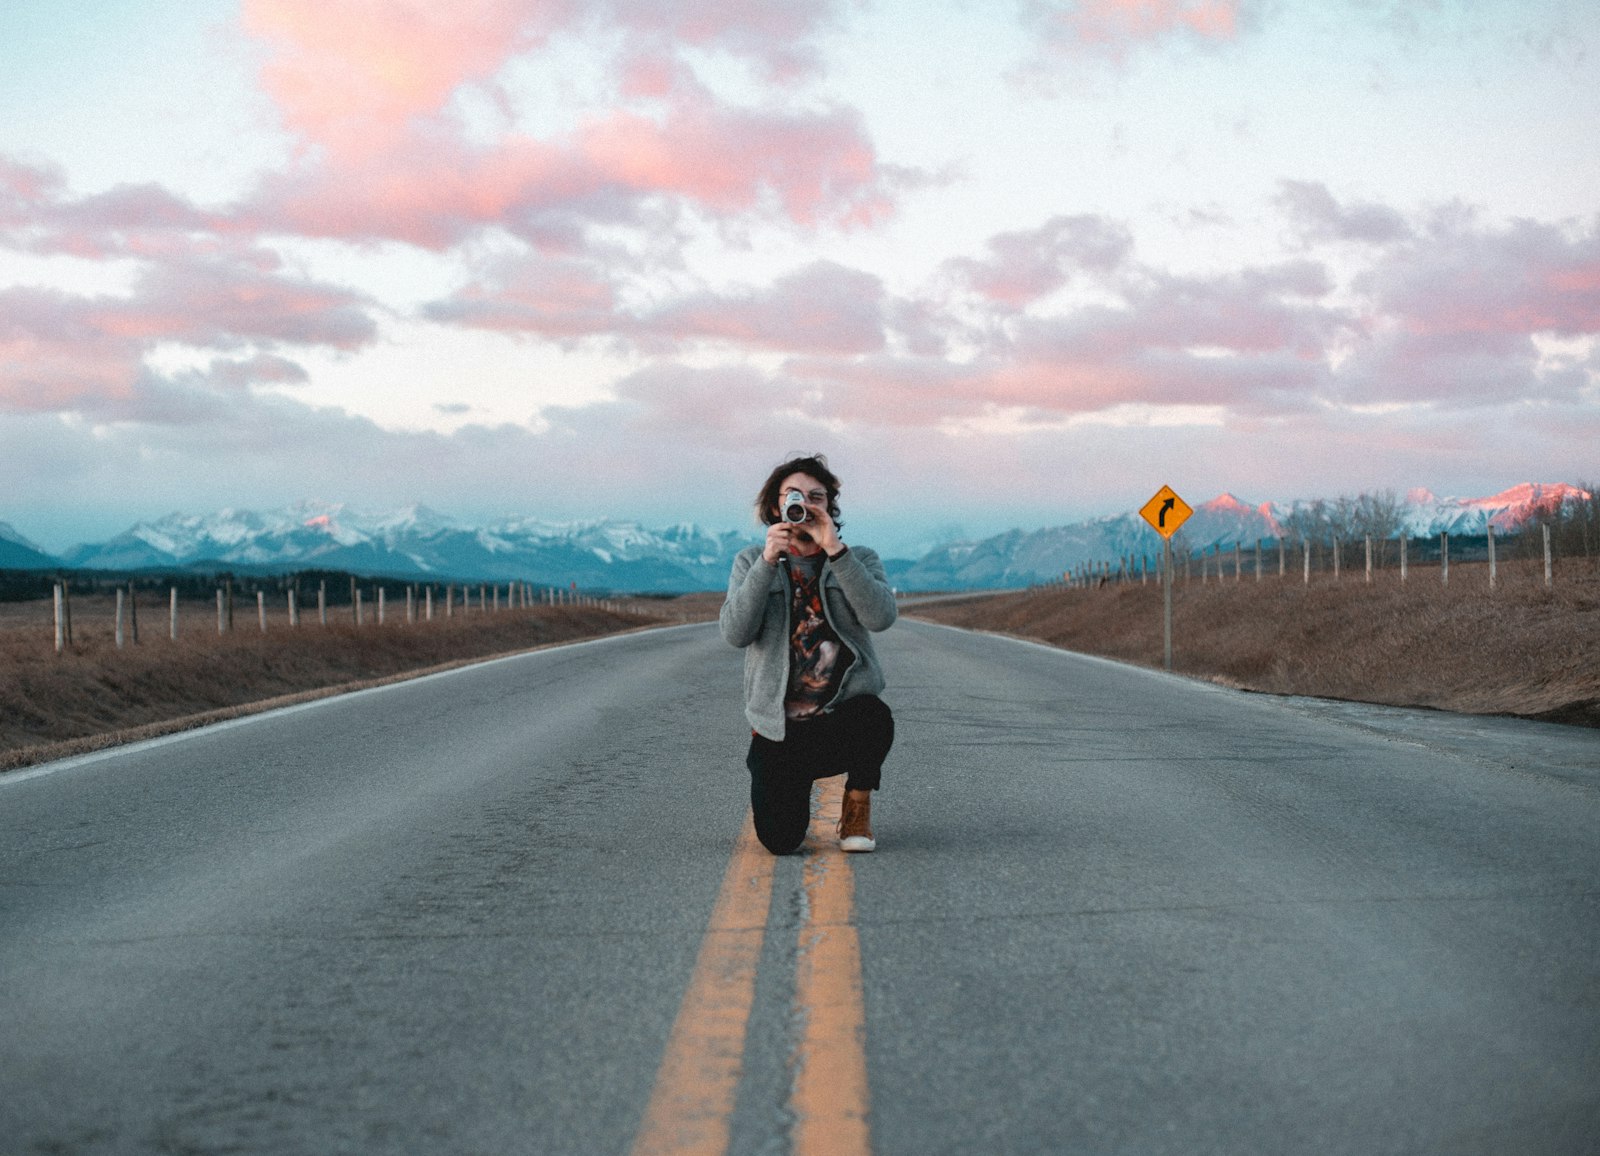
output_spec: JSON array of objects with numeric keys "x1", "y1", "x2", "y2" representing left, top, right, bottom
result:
[{"x1": 719, "y1": 544, "x2": 898, "y2": 741}]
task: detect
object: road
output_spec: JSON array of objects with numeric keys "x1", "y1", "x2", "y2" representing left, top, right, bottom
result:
[{"x1": 2, "y1": 620, "x2": 1597, "y2": 1155}]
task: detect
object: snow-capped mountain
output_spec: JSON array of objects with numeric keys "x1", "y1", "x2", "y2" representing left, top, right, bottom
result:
[
  {"x1": 896, "y1": 483, "x2": 1590, "y2": 589},
  {"x1": 1391, "y1": 483, "x2": 1586, "y2": 536},
  {"x1": 56, "y1": 503, "x2": 757, "y2": 592}
]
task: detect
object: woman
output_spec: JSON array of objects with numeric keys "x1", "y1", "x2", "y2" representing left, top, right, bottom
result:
[{"x1": 719, "y1": 454, "x2": 898, "y2": 854}]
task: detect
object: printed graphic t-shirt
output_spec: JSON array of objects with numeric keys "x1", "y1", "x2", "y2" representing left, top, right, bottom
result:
[{"x1": 784, "y1": 551, "x2": 855, "y2": 721}]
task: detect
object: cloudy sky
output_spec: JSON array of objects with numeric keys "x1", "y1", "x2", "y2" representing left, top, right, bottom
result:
[{"x1": 3, "y1": 0, "x2": 1596, "y2": 557}]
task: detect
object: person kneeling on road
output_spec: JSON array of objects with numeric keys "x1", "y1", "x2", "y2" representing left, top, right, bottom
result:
[{"x1": 719, "y1": 454, "x2": 898, "y2": 855}]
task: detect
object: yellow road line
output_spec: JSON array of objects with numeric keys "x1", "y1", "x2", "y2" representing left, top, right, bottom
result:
[
  {"x1": 792, "y1": 777, "x2": 873, "y2": 1156},
  {"x1": 629, "y1": 782, "x2": 874, "y2": 1156},
  {"x1": 630, "y1": 811, "x2": 775, "y2": 1156}
]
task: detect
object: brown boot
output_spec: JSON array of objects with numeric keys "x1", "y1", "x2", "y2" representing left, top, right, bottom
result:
[{"x1": 838, "y1": 788, "x2": 876, "y2": 853}]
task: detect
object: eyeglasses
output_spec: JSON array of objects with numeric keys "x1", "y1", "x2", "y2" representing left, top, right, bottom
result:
[{"x1": 793, "y1": 489, "x2": 827, "y2": 504}]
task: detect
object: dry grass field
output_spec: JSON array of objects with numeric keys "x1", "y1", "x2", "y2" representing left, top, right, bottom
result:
[
  {"x1": 906, "y1": 558, "x2": 1600, "y2": 730},
  {"x1": 0, "y1": 592, "x2": 715, "y2": 771}
]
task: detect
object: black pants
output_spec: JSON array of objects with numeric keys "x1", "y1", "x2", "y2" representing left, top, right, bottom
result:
[{"x1": 746, "y1": 695, "x2": 894, "y2": 855}]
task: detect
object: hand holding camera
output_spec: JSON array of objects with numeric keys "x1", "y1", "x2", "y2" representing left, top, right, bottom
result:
[{"x1": 761, "y1": 488, "x2": 842, "y2": 564}]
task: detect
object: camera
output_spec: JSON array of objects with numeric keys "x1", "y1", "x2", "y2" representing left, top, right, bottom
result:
[{"x1": 782, "y1": 489, "x2": 809, "y2": 523}]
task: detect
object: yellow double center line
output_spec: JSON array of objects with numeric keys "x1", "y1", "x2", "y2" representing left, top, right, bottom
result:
[
  {"x1": 629, "y1": 777, "x2": 871, "y2": 1156},
  {"x1": 793, "y1": 780, "x2": 872, "y2": 1153}
]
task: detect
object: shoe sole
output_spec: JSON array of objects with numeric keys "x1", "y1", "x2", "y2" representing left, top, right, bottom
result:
[{"x1": 840, "y1": 836, "x2": 876, "y2": 853}]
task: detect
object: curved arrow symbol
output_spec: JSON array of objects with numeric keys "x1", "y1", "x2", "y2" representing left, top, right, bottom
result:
[{"x1": 1159, "y1": 497, "x2": 1175, "y2": 528}]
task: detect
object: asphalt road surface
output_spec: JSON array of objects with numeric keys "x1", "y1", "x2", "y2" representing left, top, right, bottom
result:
[{"x1": 3, "y1": 619, "x2": 1598, "y2": 1155}]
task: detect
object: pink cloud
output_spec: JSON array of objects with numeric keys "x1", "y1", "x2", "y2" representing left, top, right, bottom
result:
[
  {"x1": 761, "y1": 330, "x2": 1325, "y2": 434},
  {"x1": 0, "y1": 256, "x2": 374, "y2": 416},
  {"x1": 1130, "y1": 262, "x2": 1335, "y2": 352},
  {"x1": 785, "y1": 356, "x2": 988, "y2": 426},
  {"x1": 1272, "y1": 191, "x2": 1600, "y2": 346},
  {"x1": 1025, "y1": 0, "x2": 1244, "y2": 61},
  {"x1": 992, "y1": 347, "x2": 1324, "y2": 416},
  {"x1": 607, "y1": 0, "x2": 840, "y2": 84},
  {"x1": 0, "y1": 157, "x2": 66, "y2": 214},
  {"x1": 208, "y1": 353, "x2": 311, "y2": 389},
  {"x1": 0, "y1": 308, "x2": 320, "y2": 421},
  {"x1": 1276, "y1": 180, "x2": 1412, "y2": 247},
  {"x1": 430, "y1": 258, "x2": 887, "y2": 355},
  {"x1": 946, "y1": 215, "x2": 1133, "y2": 307},
  {"x1": 996, "y1": 260, "x2": 1340, "y2": 374},
  {"x1": 424, "y1": 255, "x2": 621, "y2": 339},
  {"x1": 607, "y1": 362, "x2": 798, "y2": 441},
  {"x1": 579, "y1": 98, "x2": 889, "y2": 227},
  {"x1": 886, "y1": 298, "x2": 959, "y2": 358},
  {"x1": 236, "y1": 0, "x2": 895, "y2": 247},
  {"x1": 243, "y1": 0, "x2": 841, "y2": 163},
  {"x1": 242, "y1": 0, "x2": 563, "y2": 160},
  {"x1": 771, "y1": 248, "x2": 1345, "y2": 425},
  {"x1": 127, "y1": 258, "x2": 376, "y2": 349},
  {"x1": 1366, "y1": 216, "x2": 1600, "y2": 339},
  {"x1": 0, "y1": 290, "x2": 141, "y2": 411},
  {"x1": 0, "y1": 156, "x2": 228, "y2": 260},
  {"x1": 1331, "y1": 328, "x2": 1583, "y2": 408},
  {"x1": 851, "y1": 201, "x2": 1595, "y2": 421},
  {"x1": 644, "y1": 262, "x2": 886, "y2": 354},
  {"x1": 1179, "y1": 189, "x2": 1600, "y2": 410},
  {"x1": 243, "y1": 88, "x2": 892, "y2": 248},
  {"x1": 617, "y1": 50, "x2": 693, "y2": 100}
]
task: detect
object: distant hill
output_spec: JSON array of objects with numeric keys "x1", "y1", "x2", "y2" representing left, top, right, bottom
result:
[{"x1": 0, "y1": 523, "x2": 61, "y2": 570}]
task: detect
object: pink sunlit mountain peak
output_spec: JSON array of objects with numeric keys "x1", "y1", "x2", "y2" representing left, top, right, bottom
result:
[
  {"x1": 1473, "y1": 482, "x2": 1591, "y2": 530},
  {"x1": 1468, "y1": 481, "x2": 1586, "y2": 510}
]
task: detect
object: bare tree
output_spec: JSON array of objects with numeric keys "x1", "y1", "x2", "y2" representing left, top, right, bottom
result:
[
  {"x1": 1281, "y1": 499, "x2": 1332, "y2": 546},
  {"x1": 1350, "y1": 490, "x2": 1403, "y2": 541},
  {"x1": 1549, "y1": 480, "x2": 1600, "y2": 561},
  {"x1": 1278, "y1": 491, "x2": 1403, "y2": 571}
]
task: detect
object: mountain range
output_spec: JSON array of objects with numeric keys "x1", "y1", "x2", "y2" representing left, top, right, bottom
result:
[
  {"x1": 2, "y1": 483, "x2": 1587, "y2": 592},
  {"x1": 2, "y1": 504, "x2": 753, "y2": 593}
]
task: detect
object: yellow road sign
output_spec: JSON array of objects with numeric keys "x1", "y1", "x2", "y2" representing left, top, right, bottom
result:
[{"x1": 1140, "y1": 485, "x2": 1192, "y2": 539}]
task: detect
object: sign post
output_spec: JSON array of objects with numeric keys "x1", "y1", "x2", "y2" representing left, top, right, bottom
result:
[{"x1": 1139, "y1": 485, "x2": 1193, "y2": 671}]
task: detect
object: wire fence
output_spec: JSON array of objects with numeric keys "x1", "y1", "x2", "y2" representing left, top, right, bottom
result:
[
  {"x1": 1057, "y1": 524, "x2": 1594, "y2": 592},
  {"x1": 33, "y1": 572, "x2": 681, "y2": 655}
]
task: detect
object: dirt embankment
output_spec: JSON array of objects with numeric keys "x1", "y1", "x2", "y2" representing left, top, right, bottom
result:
[
  {"x1": 0, "y1": 596, "x2": 715, "y2": 771},
  {"x1": 906, "y1": 559, "x2": 1600, "y2": 729}
]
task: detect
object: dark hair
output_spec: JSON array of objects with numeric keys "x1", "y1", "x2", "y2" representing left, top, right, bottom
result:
[{"x1": 755, "y1": 454, "x2": 844, "y2": 530}]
